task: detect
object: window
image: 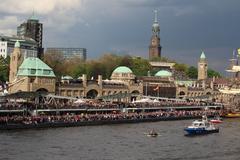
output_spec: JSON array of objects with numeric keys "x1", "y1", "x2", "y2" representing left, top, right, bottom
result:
[
  {"x1": 30, "y1": 69, "x2": 36, "y2": 74},
  {"x1": 30, "y1": 78, "x2": 35, "y2": 83},
  {"x1": 43, "y1": 70, "x2": 50, "y2": 75}
]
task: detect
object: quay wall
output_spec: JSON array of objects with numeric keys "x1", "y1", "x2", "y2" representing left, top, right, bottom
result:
[{"x1": 0, "y1": 116, "x2": 202, "y2": 130}]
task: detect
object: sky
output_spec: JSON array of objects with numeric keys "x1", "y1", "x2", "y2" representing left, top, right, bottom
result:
[{"x1": 0, "y1": 0, "x2": 240, "y2": 74}]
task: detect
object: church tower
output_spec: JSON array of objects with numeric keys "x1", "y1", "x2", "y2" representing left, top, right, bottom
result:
[
  {"x1": 198, "y1": 51, "x2": 208, "y2": 80},
  {"x1": 149, "y1": 10, "x2": 162, "y2": 60},
  {"x1": 9, "y1": 41, "x2": 23, "y2": 83}
]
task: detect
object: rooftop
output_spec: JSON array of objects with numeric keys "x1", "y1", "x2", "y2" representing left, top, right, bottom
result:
[
  {"x1": 17, "y1": 57, "x2": 55, "y2": 77},
  {"x1": 155, "y1": 70, "x2": 172, "y2": 77},
  {"x1": 112, "y1": 66, "x2": 133, "y2": 74}
]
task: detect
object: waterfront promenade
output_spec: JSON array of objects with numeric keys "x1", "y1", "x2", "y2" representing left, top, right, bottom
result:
[{"x1": 0, "y1": 109, "x2": 222, "y2": 130}]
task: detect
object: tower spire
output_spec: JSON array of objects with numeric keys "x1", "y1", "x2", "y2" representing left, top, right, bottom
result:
[
  {"x1": 149, "y1": 10, "x2": 161, "y2": 59},
  {"x1": 154, "y1": 10, "x2": 158, "y2": 23},
  {"x1": 152, "y1": 10, "x2": 160, "y2": 36}
]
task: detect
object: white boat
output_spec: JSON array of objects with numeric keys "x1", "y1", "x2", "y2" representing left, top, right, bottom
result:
[{"x1": 184, "y1": 115, "x2": 219, "y2": 135}]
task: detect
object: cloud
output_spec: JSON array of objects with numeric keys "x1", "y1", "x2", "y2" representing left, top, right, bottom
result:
[
  {"x1": 0, "y1": 0, "x2": 82, "y2": 15},
  {"x1": 0, "y1": 16, "x2": 21, "y2": 35},
  {"x1": 0, "y1": 0, "x2": 83, "y2": 33}
]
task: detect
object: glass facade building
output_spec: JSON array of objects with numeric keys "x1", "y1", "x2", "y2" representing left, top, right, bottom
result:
[
  {"x1": 17, "y1": 15, "x2": 44, "y2": 58},
  {"x1": 46, "y1": 48, "x2": 87, "y2": 61}
]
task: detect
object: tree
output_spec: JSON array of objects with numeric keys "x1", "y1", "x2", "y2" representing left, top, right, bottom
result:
[
  {"x1": 174, "y1": 63, "x2": 188, "y2": 72},
  {"x1": 0, "y1": 56, "x2": 10, "y2": 82},
  {"x1": 85, "y1": 60, "x2": 106, "y2": 79},
  {"x1": 186, "y1": 66, "x2": 198, "y2": 79},
  {"x1": 44, "y1": 51, "x2": 66, "y2": 79},
  {"x1": 71, "y1": 62, "x2": 87, "y2": 78},
  {"x1": 98, "y1": 54, "x2": 122, "y2": 79},
  {"x1": 131, "y1": 57, "x2": 150, "y2": 76},
  {"x1": 208, "y1": 69, "x2": 221, "y2": 78},
  {"x1": 63, "y1": 57, "x2": 85, "y2": 78}
]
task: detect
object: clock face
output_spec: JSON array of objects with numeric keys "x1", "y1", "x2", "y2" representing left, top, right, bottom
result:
[
  {"x1": 152, "y1": 39, "x2": 158, "y2": 46},
  {"x1": 199, "y1": 64, "x2": 205, "y2": 68}
]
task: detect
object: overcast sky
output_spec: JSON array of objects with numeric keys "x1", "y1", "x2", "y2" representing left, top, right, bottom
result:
[{"x1": 0, "y1": 0, "x2": 240, "y2": 74}]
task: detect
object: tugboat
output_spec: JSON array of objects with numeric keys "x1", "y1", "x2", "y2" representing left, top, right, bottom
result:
[{"x1": 184, "y1": 115, "x2": 219, "y2": 135}]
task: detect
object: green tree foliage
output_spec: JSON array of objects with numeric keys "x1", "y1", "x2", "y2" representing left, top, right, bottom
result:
[
  {"x1": 208, "y1": 69, "x2": 221, "y2": 78},
  {"x1": 44, "y1": 51, "x2": 66, "y2": 79},
  {"x1": 71, "y1": 62, "x2": 86, "y2": 78},
  {"x1": 64, "y1": 57, "x2": 85, "y2": 78},
  {"x1": 0, "y1": 56, "x2": 10, "y2": 82},
  {"x1": 186, "y1": 66, "x2": 198, "y2": 79},
  {"x1": 131, "y1": 57, "x2": 150, "y2": 76},
  {"x1": 85, "y1": 60, "x2": 106, "y2": 79},
  {"x1": 98, "y1": 54, "x2": 121, "y2": 78},
  {"x1": 174, "y1": 63, "x2": 188, "y2": 72},
  {"x1": 43, "y1": 51, "x2": 222, "y2": 80}
]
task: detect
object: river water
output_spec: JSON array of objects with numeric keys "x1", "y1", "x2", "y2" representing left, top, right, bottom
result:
[{"x1": 0, "y1": 119, "x2": 239, "y2": 160}]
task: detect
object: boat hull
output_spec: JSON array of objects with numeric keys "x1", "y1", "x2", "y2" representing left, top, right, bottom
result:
[
  {"x1": 225, "y1": 113, "x2": 240, "y2": 118},
  {"x1": 184, "y1": 127, "x2": 219, "y2": 135},
  {"x1": 210, "y1": 120, "x2": 223, "y2": 124},
  {"x1": 147, "y1": 134, "x2": 158, "y2": 137}
]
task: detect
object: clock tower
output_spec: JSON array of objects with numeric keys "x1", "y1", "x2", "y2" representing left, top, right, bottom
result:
[
  {"x1": 149, "y1": 10, "x2": 162, "y2": 60},
  {"x1": 198, "y1": 51, "x2": 208, "y2": 80}
]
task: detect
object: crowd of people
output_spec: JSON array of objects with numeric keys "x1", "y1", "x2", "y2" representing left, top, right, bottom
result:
[
  {"x1": 0, "y1": 109, "x2": 223, "y2": 125},
  {"x1": 0, "y1": 97, "x2": 225, "y2": 128},
  {"x1": 0, "y1": 98, "x2": 222, "y2": 111}
]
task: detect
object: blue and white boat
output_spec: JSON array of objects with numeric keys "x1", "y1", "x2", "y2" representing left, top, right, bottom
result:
[{"x1": 184, "y1": 115, "x2": 219, "y2": 135}]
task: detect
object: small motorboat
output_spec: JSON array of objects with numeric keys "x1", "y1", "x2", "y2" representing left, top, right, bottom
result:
[
  {"x1": 146, "y1": 129, "x2": 158, "y2": 137},
  {"x1": 184, "y1": 115, "x2": 219, "y2": 136},
  {"x1": 210, "y1": 116, "x2": 223, "y2": 124}
]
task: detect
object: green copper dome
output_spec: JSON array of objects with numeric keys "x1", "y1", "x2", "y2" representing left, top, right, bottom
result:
[
  {"x1": 14, "y1": 40, "x2": 20, "y2": 48},
  {"x1": 200, "y1": 51, "x2": 206, "y2": 59},
  {"x1": 155, "y1": 70, "x2": 172, "y2": 77},
  {"x1": 113, "y1": 66, "x2": 133, "y2": 73},
  {"x1": 17, "y1": 57, "x2": 55, "y2": 77}
]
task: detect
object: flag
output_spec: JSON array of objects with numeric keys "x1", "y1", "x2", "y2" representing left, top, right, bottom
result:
[{"x1": 153, "y1": 85, "x2": 159, "y2": 91}]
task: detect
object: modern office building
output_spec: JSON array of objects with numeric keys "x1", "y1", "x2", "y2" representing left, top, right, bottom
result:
[
  {"x1": 0, "y1": 34, "x2": 37, "y2": 58},
  {"x1": 17, "y1": 13, "x2": 44, "y2": 58},
  {"x1": 46, "y1": 48, "x2": 87, "y2": 61}
]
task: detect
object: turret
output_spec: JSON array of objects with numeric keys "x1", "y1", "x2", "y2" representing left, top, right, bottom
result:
[
  {"x1": 9, "y1": 41, "x2": 23, "y2": 83},
  {"x1": 198, "y1": 51, "x2": 208, "y2": 80}
]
